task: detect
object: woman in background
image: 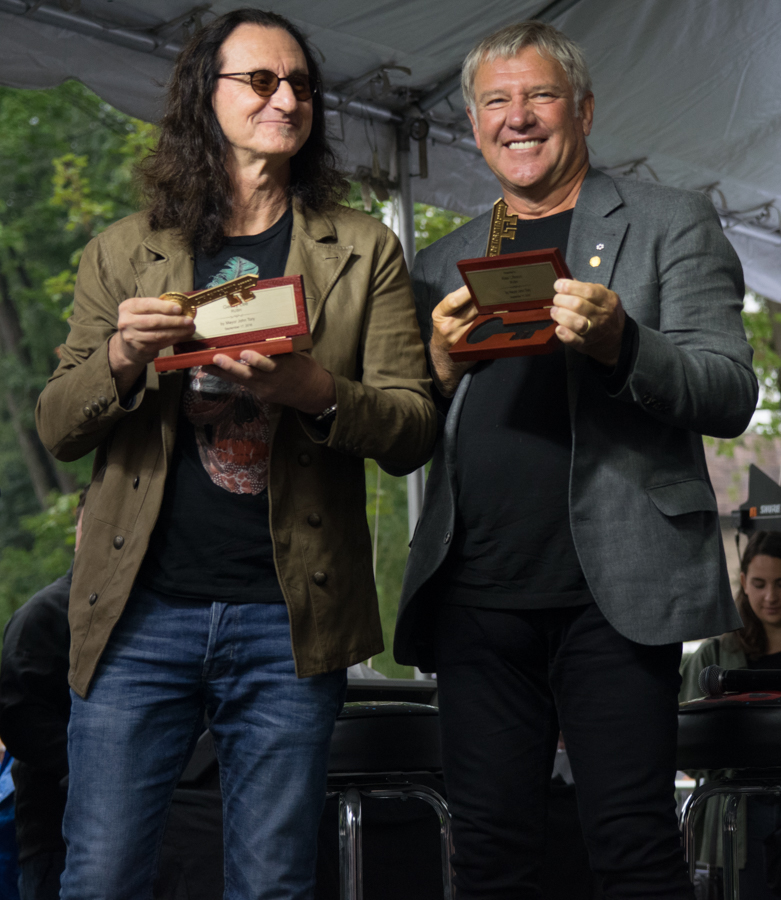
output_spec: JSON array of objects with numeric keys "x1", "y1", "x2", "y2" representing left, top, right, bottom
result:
[{"x1": 680, "y1": 529, "x2": 781, "y2": 899}]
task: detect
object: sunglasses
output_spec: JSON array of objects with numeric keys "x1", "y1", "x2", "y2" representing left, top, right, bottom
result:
[{"x1": 217, "y1": 70, "x2": 317, "y2": 101}]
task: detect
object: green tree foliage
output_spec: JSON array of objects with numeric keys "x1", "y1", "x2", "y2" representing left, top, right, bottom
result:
[
  {"x1": 707, "y1": 291, "x2": 781, "y2": 460},
  {"x1": 416, "y1": 204, "x2": 470, "y2": 251},
  {"x1": 742, "y1": 292, "x2": 781, "y2": 435},
  {"x1": 0, "y1": 81, "x2": 154, "y2": 550},
  {"x1": 0, "y1": 81, "x2": 156, "y2": 624},
  {"x1": 364, "y1": 462, "x2": 412, "y2": 677},
  {"x1": 0, "y1": 491, "x2": 79, "y2": 628}
]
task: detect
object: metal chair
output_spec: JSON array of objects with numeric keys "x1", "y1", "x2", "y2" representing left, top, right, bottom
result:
[
  {"x1": 678, "y1": 691, "x2": 781, "y2": 900},
  {"x1": 327, "y1": 701, "x2": 453, "y2": 900}
]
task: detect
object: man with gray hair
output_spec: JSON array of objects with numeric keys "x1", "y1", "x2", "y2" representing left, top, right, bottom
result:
[{"x1": 395, "y1": 20, "x2": 757, "y2": 898}]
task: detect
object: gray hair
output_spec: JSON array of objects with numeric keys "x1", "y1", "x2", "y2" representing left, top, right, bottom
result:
[{"x1": 462, "y1": 21, "x2": 592, "y2": 116}]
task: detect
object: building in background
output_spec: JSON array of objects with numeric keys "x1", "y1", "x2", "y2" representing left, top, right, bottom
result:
[{"x1": 706, "y1": 435, "x2": 781, "y2": 590}]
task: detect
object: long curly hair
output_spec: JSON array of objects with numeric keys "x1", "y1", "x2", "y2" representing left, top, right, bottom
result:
[
  {"x1": 141, "y1": 8, "x2": 346, "y2": 254},
  {"x1": 725, "y1": 530, "x2": 781, "y2": 659}
]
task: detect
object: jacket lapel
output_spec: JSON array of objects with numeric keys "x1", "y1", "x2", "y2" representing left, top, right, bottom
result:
[
  {"x1": 565, "y1": 168, "x2": 629, "y2": 412},
  {"x1": 128, "y1": 227, "x2": 191, "y2": 424},
  {"x1": 566, "y1": 168, "x2": 628, "y2": 289},
  {"x1": 286, "y1": 205, "x2": 353, "y2": 333},
  {"x1": 130, "y1": 230, "x2": 194, "y2": 297}
]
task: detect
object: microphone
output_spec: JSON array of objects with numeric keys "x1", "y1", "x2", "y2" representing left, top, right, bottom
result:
[{"x1": 698, "y1": 665, "x2": 781, "y2": 698}]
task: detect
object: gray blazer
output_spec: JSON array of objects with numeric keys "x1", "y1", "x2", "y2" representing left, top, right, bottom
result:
[{"x1": 394, "y1": 167, "x2": 757, "y2": 671}]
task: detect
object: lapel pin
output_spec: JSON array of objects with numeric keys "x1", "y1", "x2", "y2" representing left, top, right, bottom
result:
[
  {"x1": 589, "y1": 256, "x2": 601, "y2": 267},
  {"x1": 596, "y1": 243, "x2": 604, "y2": 250}
]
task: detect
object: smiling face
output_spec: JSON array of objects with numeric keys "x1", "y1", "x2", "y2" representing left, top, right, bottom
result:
[
  {"x1": 742, "y1": 554, "x2": 781, "y2": 632},
  {"x1": 212, "y1": 24, "x2": 313, "y2": 173},
  {"x1": 467, "y1": 45, "x2": 594, "y2": 211}
]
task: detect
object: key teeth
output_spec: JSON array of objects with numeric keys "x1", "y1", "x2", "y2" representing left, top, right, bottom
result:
[{"x1": 161, "y1": 275, "x2": 258, "y2": 316}]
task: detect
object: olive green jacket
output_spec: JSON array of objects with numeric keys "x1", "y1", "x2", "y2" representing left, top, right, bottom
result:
[{"x1": 36, "y1": 204, "x2": 436, "y2": 697}]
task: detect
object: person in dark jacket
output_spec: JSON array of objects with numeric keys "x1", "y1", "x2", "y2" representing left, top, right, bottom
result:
[{"x1": 0, "y1": 490, "x2": 85, "y2": 900}]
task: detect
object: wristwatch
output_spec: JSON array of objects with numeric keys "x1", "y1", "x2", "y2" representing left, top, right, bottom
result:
[{"x1": 314, "y1": 403, "x2": 338, "y2": 426}]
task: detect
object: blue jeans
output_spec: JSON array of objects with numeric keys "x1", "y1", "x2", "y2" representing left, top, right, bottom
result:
[{"x1": 60, "y1": 587, "x2": 346, "y2": 900}]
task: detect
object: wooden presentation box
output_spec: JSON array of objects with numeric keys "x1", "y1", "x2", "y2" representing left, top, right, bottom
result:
[
  {"x1": 449, "y1": 248, "x2": 571, "y2": 362},
  {"x1": 154, "y1": 274, "x2": 311, "y2": 373}
]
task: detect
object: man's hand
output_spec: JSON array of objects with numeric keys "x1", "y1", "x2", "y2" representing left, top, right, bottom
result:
[
  {"x1": 429, "y1": 286, "x2": 479, "y2": 396},
  {"x1": 206, "y1": 350, "x2": 336, "y2": 416},
  {"x1": 550, "y1": 278, "x2": 626, "y2": 367},
  {"x1": 109, "y1": 297, "x2": 196, "y2": 398}
]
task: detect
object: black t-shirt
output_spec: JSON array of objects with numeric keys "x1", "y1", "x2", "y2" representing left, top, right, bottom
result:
[
  {"x1": 749, "y1": 650, "x2": 781, "y2": 670},
  {"x1": 139, "y1": 208, "x2": 293, "y2": 602},
  {"x1": 444, "y1": 209, "x2": 594, "y2": 609}
]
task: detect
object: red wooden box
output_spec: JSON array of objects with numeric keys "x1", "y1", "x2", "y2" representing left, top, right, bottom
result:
[
  {"x1": 154, "y1": 275, "x2": 311, "y2": 373},
  {"x1": 449, "y1": 248, "x2": 570, "y2": 362}
]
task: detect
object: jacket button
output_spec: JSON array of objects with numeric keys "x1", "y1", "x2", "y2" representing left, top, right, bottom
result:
[
  {"x1": 98, "y1": 396, "x2": 108, "y2": 407},
  {"x1": 313, "y1": 571, "x2": 327, "y2": 586},
  {"x1": 83, "y1": 405, "x2": 93, "y2": 418},
  {"x1": 88, "y1": 593, "x2": 98, "y2": 606},
  {"x1": 444, "y1": 531, "x2": 452, "y2": 544},
  {"x1": 113, "y1": 535, "x2": 124, "y2": 549},
  {"x1": 91, "y1": 401, "x2": 101, "y2": 415},
  {"x1": 298, "y1": 453, "x2": 311, "y2": 467},
  {"x1": 308, "y1": 513, "x2": 322, "y2": 527},
  {"x1": 133, "y1": 476, "x2": 140, "y2": 489}
]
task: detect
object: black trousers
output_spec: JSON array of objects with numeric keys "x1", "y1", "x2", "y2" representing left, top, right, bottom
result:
[{"x1": 433, "y1": 602, "x2": 695, "y2": 900}]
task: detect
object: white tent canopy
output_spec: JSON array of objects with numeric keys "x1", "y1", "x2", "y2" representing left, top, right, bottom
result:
[{"x1": 1, "y1": 0, "x2": 781, "y2": 300}]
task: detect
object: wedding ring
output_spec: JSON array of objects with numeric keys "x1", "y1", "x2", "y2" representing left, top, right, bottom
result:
[{"x1": 583, "y1": 318, "x2": 592, "y2": 335}]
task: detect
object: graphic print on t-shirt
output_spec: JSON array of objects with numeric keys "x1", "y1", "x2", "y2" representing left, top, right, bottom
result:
[{"x1": 184, "y1": 257, "x2": 273, "y2": 495}]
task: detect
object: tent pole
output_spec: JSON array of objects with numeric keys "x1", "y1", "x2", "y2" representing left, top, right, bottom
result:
[
  {"x1": 397, "y1": 126, "x2": 427, "y2": 547},
  {"x1": 397, "y1": 126, "x2": 431, "y2": 683},
  {"x1": 397, "y1": 125, "x2": 416, "y2": 271}
]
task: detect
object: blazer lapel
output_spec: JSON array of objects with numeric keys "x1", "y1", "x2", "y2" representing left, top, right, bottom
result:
[
  {"x1": 445, "y1": 372, "x2": 471, "y2": 480},
  {"x1": 286, "y1": 206, "x2": 353, "y2": 333},
  {"x1": 566, "y1": 168, "x2": 628, "y2": 289},
  {"x1": 565, "y1": 168, "x2": 629, "y2": 412}
]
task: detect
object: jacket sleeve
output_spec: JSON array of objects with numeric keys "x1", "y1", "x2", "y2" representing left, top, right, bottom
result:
[
  {"x1": 611, "y1": 192, "x2": 758, "y2": 438},
  {"x1": 35, "y1": 233, "x2": 147, "y2": 462},
  {"x1": 679, "y1": 638, "x2": 723, "y2": 702},
  {"x1": 301, "y1": 228, "x2": 437, "y2": 474}
]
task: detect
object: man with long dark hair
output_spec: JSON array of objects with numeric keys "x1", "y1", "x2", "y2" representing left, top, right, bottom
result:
[{"x1": 35, "y1": 9, "x2": 435, "y2": 899}]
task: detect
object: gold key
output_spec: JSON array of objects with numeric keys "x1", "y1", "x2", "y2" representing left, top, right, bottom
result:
[
  {"x1": 486, "y1": 198, "x2": 518, "y2": 257},
  {"x1": 161, "y1": 274, "x2": 258, "y2": 318}
]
